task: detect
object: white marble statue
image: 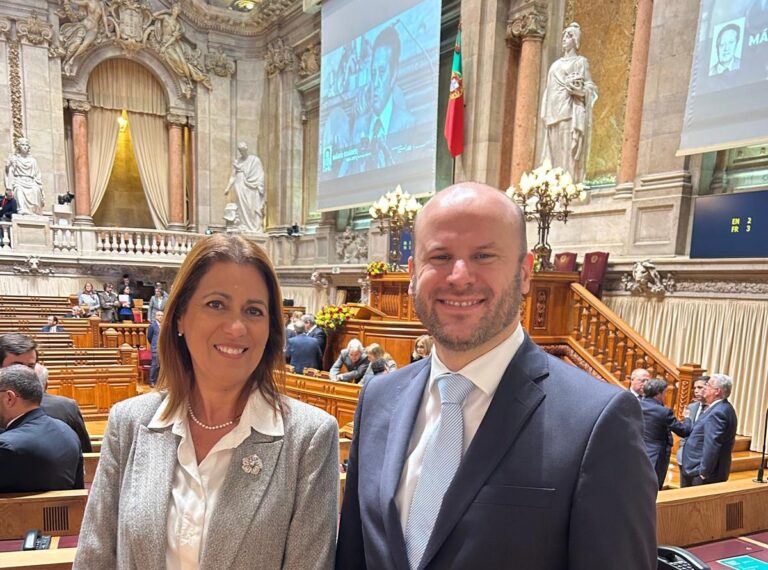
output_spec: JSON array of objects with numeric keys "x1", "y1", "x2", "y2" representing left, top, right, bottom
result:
[
  {"x1": 59, "y1": 0, "x2": 111, "y2": 75},
  {"x1": 4, "y1": 138, "x2": 44, "y2": 215},
  {"x1": 541, "y1": 22, "x2": 598, "y2": 184},
  {"x1": 224, "y1": 142, "x2": 265, "y2": 232}
]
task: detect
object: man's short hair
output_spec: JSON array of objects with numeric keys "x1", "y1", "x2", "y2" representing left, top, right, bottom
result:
[
  {"x1": 347, "y1": 339, "x2": 364, "y2": 353},
  {"x1": 717, "y1": 23, "x2": 741, "y2": 46},
  {"x1": 694, "y1": 375, "x2": 710, "y2": 385},
  {"x1": 51, "y1": 316, "x2": 59, "y2": 325},
  {"x1": 35, "y1": 362, "x2": 49, "y2": 391},
  {"x1": 302, "y1": 314, "x2": 315, "y2": 326},
  {"x1": 0, "y1": 333, "x2": 37, "y2": 365},
  {"x1": 373, "y1": 26, "x2": 401, "y2": 72},
  {"x1": 709, "y1": 373, "x2": 733, "y2": 398},
  {"x1": 0, "y1": 364, "x2": 43, "y2": 404},
  {"x1": 643, "y1": 378, "x2": 667, "y2": 399},
  {"x1": 371, "y1": 358, "x2": 387, "y2": 374},
  {"x1": 630, "y1": 368, "x2": 650, "y2": 381}
]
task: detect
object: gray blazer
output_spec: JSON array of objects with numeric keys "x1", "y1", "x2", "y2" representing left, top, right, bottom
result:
[{"x1": 74, "y1": 391, "x2": 339, "y2": 569}]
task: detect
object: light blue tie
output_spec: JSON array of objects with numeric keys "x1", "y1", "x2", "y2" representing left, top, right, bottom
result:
[{"x1": 405, "y1": 373, "x2": 475, "y2": 570}]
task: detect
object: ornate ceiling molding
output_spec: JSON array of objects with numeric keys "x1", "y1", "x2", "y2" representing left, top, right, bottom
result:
[
  {"x1": 17, "y1": 12, "x2": 54, "y2": 47},
  {"x1": 297, "y1": 43, "x2": 319, "y2": 77},
  {"x1": 179, "y1": 0, "x2": 299, "y2": 37},
  {"x1": 0, "y1": 17, "x2": 12, "y2": 40},
  {"x1": 265, "y1": 37, "x2": 296, "y2": 77},
  {"x1": 507, "y1": 2, "x2": 548, "y2": 43},
  {"x1": 205, "y1": 46, "x2": 236, "y2": 77}
]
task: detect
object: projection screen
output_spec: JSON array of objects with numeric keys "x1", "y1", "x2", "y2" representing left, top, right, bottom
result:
[
  {"x1": 679, "y1": 0, "x2": 768, "y2": 155},
  {"x1": 317, "y1": 0, "x2": 441, "y2": 211}
]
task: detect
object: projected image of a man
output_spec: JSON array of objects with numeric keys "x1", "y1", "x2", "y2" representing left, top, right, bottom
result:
[{"x1": 710, "y1": 23, "x2": 742, "y2": 76}]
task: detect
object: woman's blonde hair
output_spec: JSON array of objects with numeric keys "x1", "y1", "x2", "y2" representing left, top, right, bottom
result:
[
  {"x1": 415, "y1": 334, "x2": 434, "y2": 354},
  {"x1": 366, "y1": 343, "x2": 384, "y2": 360},
  {"x1": 158, "y1": 234, "x2": 285, "y2": 420}
]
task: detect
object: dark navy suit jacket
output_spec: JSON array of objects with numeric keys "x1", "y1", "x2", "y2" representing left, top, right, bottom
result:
[
  {"x1": 286, "y1": 334, "x2": 323, "y2": 375},
  {"x1": 0, "y1": 407, "x2": 84, "y2": 492},
  {"x1": 306, "y1": 326, "x2": 327, "y2": 356},
  {"x1": 336, "y1": 335, "x2": 658, "y2": 570},
  {"x1": 147, "y1": 320, "x2": 160, "y2": 354},
  {"x1": 41, "y1": 393, "x2": 93, "y2": 453},
  {"x1": 681, "y1": 399, "x2": 737, "y2": 483},
  {"x1": 640, "y1": 398, "x2": 691, "y2": 489}
]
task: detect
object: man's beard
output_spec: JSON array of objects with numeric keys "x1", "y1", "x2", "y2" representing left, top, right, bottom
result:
[{"x1": 413, "y1": 273, "x2": 523, "y2": 352}]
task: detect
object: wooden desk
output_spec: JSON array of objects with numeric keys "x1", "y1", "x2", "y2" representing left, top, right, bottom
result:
[
  {"x1": 0, "y1": 490, "x2": 87, "y2": 540},
  {"x1": 0, "y1": 547, "x2": 76, "y2": 569}
]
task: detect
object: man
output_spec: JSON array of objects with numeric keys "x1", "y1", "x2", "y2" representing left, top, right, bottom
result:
[
  {"x1": 681, "y1": 373, "x2": 738, "y2": 487},
  {"x1": 336, "y1": 183, "x2": 657, "y2": 569},
  {"x1": 40, "y1": 315, "x2": 65, "y2": 333},
  {"x1": 629, "y1": 367, "x2": 651, "y2": 398},
  {"x1": 0, "y1": 364, "x2": 84, "y2": 492},
  {"x1": 0, "y1": 188, "x2": 17, "y2": 246},
  {"x1": 0, "y1": 332, "x2": 37, "y2": 369},
  {"x1": 68, "y1": 305, "x2": 84, "y2": 318},
  {"x1": 710, "y1": 23, "x2": 742, "y2": 75},
  {"x1": 98, "y1": 282, "x2": 119, "y2": 323},
  {"x1": 146, "y1": 310, "x2": 163, "y2": 386},
  {"x1": 285, "y1": 333, "x2": 323, "y2": 375},
  {"x1": 640, "y1": 378, "x2": 692, "y2": 490},
  {"x1": 330, "y1": 339, "x2": 369, "y2": 383},
  {"x1": 36, "y1": 362, "x2": 92, "y2": 453},
  {"x1": 676, "y1": 375, "x2": 709, "y2": 466},
  {"x1": 303, "y1": 313, "x2": 327, "y2": 355}
]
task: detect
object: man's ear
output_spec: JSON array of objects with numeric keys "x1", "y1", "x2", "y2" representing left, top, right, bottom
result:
[{"x1": 520, "y1": 252, "x2": 534, "y2": 295}]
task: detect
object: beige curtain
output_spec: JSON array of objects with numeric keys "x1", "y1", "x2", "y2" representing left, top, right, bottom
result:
[
  {"x1": 87, "y1": 107, "x2": 120, "y2": 213},
  {"x1": 88, "y1": 59, "x2": 166, "y2": 115},
  {"x1": 128, "y1": 112, "x2": 169, "y2": 229},
  {"x1": 605, "y1": 295, "x2": 768, "y2": 451},
  {"x1": 281, "y1": 286, "x2": 324, "y2": 315}
]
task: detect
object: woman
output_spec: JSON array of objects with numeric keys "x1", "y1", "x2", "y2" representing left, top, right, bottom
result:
[
  {"x1": 361, "y1": 343, "x2": 397, "y2": 384},
  {"x1": 147, "y1": 284, "x2": 169, "y2": 322},
  {"x1": 78, "y1": 282, "x2": 100, "y2": 317},
  {"x1": 116, "y1": 285, "x2": 134, "y2": 322},
  {"x1": 74, "y1": 234, "x2": 339, "y2": 569},
  {"x1": 410, "y1": 334, "x2": 434, "y2": 363}
]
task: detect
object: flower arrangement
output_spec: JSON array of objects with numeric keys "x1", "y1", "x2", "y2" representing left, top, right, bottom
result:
[
  {"x1": 366, "y1": 261, "x2": 388, "y2": 277},
  {"x1": 368, "y1": 184, "x2": 422, "y2": 223},
  {"x1": 315, "y1": 304, "x2": 354, "y2": 331}
]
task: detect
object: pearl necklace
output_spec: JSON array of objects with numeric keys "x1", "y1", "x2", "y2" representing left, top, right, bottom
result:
[{"x1": 187, "y1": 403, "x2": 238, "y2": 431}]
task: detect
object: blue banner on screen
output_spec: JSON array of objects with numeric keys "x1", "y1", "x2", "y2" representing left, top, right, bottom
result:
[
  {"x1": 318, "y1": 0, "x2": 441, "y2": 211},
  {"x1": 679, "y1": 0, "x2": 768, "y2": 155},
  {"x1": 690, "y1": 190, "x2": 768, "y2": 258}
]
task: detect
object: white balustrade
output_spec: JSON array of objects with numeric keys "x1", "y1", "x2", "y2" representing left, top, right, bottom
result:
[{"x1": 0, "y1": 221, "x2": 11, "y2": 250}]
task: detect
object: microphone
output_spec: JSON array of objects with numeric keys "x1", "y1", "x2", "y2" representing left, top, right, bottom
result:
[{"x1": 754, "y1": 407, "x2": 768, "y2": 484}]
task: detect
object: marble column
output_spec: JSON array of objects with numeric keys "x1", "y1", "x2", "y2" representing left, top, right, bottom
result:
[
  {"x1": 616, "y1": 0, "x2": 654, "y2": 197},
  {"x1": 499, "y1": 38, "x2": 521, "y2": 188},
  {"x1": 69, "y1": 100, "x2": 93, "y2": 225},
  {"x1": 507, "y1": 6, "x2": 547, "y2": 188},
  {"x1": 167, "y1": 114, "x2": 186, "y2": 231},
  {"x1": 709, "y1": 149, "x2": 728, "y2": 193},
  {"x1": 188, "y1": 122, "x2": 197, "y2": 231}
]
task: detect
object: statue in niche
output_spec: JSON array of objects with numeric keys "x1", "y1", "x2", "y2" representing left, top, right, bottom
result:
[
  {"x1": 335, "y1": 226, "x2": 368, "y2": 263},
  {"x1": 4, "y1": 138, "x2": 44, "y2": 216},
  {"x1": 224, "y1": 142, "x2": 265, "y2": 233},
  {"x1": 58, "y1": 0, "x2": 111, "y2": 75},
  {"x1": 146, "y1": 3, "x2": 212, "y2": 93},
  {"x1": 541, "y1": 22, "x2": 598, "y2": 184}
]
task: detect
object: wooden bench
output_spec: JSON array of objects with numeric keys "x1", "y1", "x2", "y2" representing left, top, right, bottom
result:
[
  {"x1": 0, "y1": 319, "x2": 95, "y2": 349},
  {"x1": 29, "y1": 334, "x2": 74, "y2": 350},
  {"x1": 83, "y1": 453, "x2": 99, "y2": 485},
  {"x1": 0, "y1": 547, "x2": 76, "y2": 569},
  {"x1": 37, "y1": 348, "x2": 126, "y2": 368},
  {"x1": 284, "y1": 373, "x2": 361, "y2": 427},
  {"x1": 47, "y1": 365, "x2": 139, "y2": 420},
  {"x1": 0, "y1": 490, "x2": 87, "y2": 540}
]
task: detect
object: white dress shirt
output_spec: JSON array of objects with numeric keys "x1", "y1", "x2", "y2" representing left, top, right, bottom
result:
[
  {"x1": 395, "y1": 324, "x2": 525, "y2": 533},
  {"x1": 148, "y1": 390, "x2": 284, "y2": 570}
]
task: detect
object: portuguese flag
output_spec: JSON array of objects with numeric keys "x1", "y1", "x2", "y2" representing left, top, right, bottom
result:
[{"x1": 444, "y1": 25, "x2": 464, "y2": 157}]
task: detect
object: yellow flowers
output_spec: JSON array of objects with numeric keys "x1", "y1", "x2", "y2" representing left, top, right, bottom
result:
[
  {"x1": 315, "y1": 304, "x2": 353, "y2": 331},
  {"x1": 366, "y1": 261, "x2": 389, "y2": 276}
]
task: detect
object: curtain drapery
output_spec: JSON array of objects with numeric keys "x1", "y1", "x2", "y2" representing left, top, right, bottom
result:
[
  {"x1": 88, "y1": 59, "x2": 166, "y2": 115},
  {"x1": 87, "y1": 107, "x2": 120, "y2": 214},
  {"x1": 128, "y1": 112, "x2": 169, "y2": 229},
  {"x1": 281, "y1": 286, "x2": 324, "y2": 315},
  {"x1": 605, "y1": 295, "x2": 768, "y2": 451}
]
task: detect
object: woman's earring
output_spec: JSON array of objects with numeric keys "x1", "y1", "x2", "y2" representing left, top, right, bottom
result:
[{"x1": 178, "y1": 331, "x2": 184, "y2": 337}]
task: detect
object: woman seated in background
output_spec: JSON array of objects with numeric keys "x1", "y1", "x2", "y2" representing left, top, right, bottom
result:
[
  {"x1": 361, "y1": 342, "x2": 397, "y2": 384},
  {"x1": 74, "y1": 234, "x2": 339, "y2": 570},
  {"x1": 410, "y1": 334, "x2": 434, "y2": 363},
  {"x1": 116, "y1": 285, "x2": 134, "y2": 322},
  {"x1": 78, "y1": 282, "x2": 100, "y2": 317}
]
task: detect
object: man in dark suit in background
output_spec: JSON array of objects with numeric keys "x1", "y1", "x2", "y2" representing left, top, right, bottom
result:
[
  {"x1": 677, "y1": 375, "x2": 709, "y2": 466},
  {"x1": 640, "y1": 378, "x2": 692, "y2": 489},
  {"x1": 40, "y1": 315, "x2": 65, "y2": 333},
  {"x1": 336, "y1": 183, "x2": 657, "y2": 570},
  {"x1": 146, "y1": 310, "x2": 163, "y2": 386},
  {"x1": 303, "y1": 314, "x2": 327, "y2": 355},
  {"x1": 36, "y1": 362, "x2": 92, "y2": 453},
  {"x1": 285, "y1": 333, "x2": 323, "y2": 375},
  {"x1": 0, "y1": 364, "x2": 84, "y2": 492},
  {"x1": 681, "y1": 373, "x2": 738, "y2": 487}
]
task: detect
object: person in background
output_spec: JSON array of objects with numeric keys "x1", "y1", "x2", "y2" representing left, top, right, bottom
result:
[
  {"x1": 36, "y1": 362, "x2": 92, "y2": 453},
  {"x1": 74, "y1": 234, "x2": 338, "y2": 569},
  {"x1": 68, "y1": 305, "x2": 85, "y2": 318},
  {"x1": 99, "y1": 282, "x2": 120, "y2": 323},
  {"x1": 410, "y1": 334, "x2": 434, "y2": 363},
  {"x1": 629, "y1": 368, "x2": 651, "y2": 398},
  {"x1": 79, "y1": 282, "x2": 100, "y2": 317},
  {"x1": 148, "y1": 284, "x2": 169, "y2": 323},
  {"x1": 330, "y1": 339, "x2": 369, "y2": 383},
  {"x1": 0, "y1": 188, "x2": 17, "y2": 246},
  {"x1": 361, "y1": 343, "x2": 397, "y2": 384},
  {"x1": 146, "y1": 310, "x2": 163, "y2": 387},
  {"x1": 41, "y1": 315, "x2": 65, "y2": 333},
  {"x1": 117, "y1": 285, "x2": 134, "y2": 322},
  {"x1": 640, "y1": 378, "x2": 692, "y2": 490},
  {"x1": 677, "y1": 375, "x2": 709, "y2": 467},
  {"x1": 285, "y1": 332, "x2": 323, "y2": 375},
  {"x1": 0, "y1": 364, "x2": 84, "y2": 492},
  {"x1": 303, "y1": 314, "x2": 327, "y2": 356}
]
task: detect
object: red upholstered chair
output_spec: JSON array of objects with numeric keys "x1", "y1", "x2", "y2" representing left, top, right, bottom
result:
[
  {"x1": 579, "y1": 252, "x2": 609, "y2": 298},
  {"x1": 138, "y1": 348, "x2": 152, "y2": 384},
  {"x1": 553, "y1": 252, "x2": 578, "y2": 272}
]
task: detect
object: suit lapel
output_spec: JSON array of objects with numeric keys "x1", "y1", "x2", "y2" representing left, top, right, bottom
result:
[
  {"x1": 380, "y1": 360, "x2": 431, "y2": 570},
  {"x1": 200, "y1": 430, "x2": 284, "y2": 569},
  {"x1": 127, "y1": 425, "x2": 179, "y2": 570},
  {"x1": 420, "y1": 336, "x2": 548, "y2": 569}
]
